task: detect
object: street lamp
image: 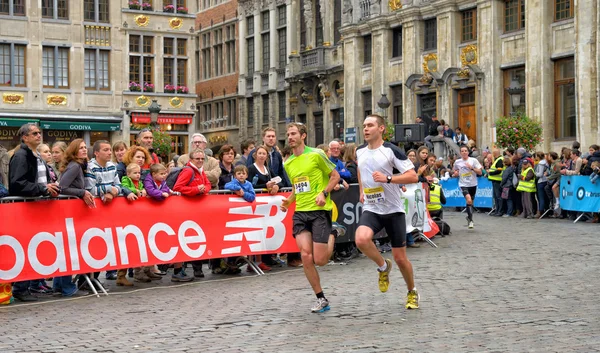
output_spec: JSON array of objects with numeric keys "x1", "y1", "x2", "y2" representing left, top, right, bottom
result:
[
  {"x1": 148, "y1": 99, "x2": 161, "y2": 128},
  {"x1": 507, "y1": 79, "x2": 524, "y2": 115},
  {"x1": 377, "y1": 93, "x2": 391, "y2": 119}
]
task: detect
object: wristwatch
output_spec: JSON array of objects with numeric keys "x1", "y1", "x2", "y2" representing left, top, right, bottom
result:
[
  {"x1": 387, "y1": 175, "x2": 392, "y2": 183},
  {"x1": 322, "y1": 191, "x2": 329, "y2": 198}
]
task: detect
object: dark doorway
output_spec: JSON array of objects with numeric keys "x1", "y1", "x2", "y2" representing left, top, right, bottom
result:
[{"x1": 314, "y1": 113, "x2": 324, "y2": 146}]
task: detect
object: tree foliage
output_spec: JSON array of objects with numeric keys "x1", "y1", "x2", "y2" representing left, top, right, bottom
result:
[{"x1": 495, "y1": 112, "x2": 543, "y2": 151}]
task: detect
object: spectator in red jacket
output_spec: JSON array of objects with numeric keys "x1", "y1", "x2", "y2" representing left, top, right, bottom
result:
[{"x1": 173, "y1": 149, "x2": 211, "y2": 196}]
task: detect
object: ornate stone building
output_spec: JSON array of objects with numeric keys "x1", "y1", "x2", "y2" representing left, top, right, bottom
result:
[
  {"x1": 340, "y1": 0, "x2": 599, "y2": 151},
  {"x1": 0, "y1": 0, "x2": 198, "y2": 156},
  {"x1": 238, "y1": 0, "x2": 344, "y2": 147}
]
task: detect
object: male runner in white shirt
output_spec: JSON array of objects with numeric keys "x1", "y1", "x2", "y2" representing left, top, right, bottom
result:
[
  {"x1": 452, "y1": 145, "x2": 482, "y2": 229},
  {"x1": 354, "y1": 115, "x2": 420, "y2": 309}
]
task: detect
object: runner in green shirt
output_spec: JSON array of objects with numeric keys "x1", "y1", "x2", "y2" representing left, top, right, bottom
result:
[{"x1": 281, "y1": 123, "x2": 341, "y2": 313}]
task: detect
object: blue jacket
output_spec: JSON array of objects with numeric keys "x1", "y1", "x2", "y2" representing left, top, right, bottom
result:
[
  {"x1": 224, "y1": 178, "x2": 256, "y2": 202},
  {"x1": 330, "y1": 156, "x2": 351, "y2": 181}
]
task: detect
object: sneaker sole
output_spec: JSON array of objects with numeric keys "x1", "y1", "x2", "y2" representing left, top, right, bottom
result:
[
  {"x1": 312, "y1": 305, "x2": 330, "y2": 313},
  {"x1": 171, "y1": 278, "x2": 194, "y2": 282}
]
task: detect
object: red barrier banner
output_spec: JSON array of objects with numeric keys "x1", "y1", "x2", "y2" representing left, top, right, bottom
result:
[{"x1": 0, "y1": 194, "x2": 298, "y2": 283}]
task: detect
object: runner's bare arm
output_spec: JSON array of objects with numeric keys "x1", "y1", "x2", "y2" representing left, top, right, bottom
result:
[
  {"x1": 357, "y1": 168, "x2": 364, "y2": 203},
  {"x1": 389, "y1": 169, "x2": 418, "y2": 184},
  {"x1": 325, "y1": 169, "x2": 341, "y2": 193}
]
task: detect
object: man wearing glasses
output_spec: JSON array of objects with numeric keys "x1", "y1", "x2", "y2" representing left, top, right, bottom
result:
[
  {"x1": 8, "y1": 123, "x2": 60, "y2": 302},
  {"x1": 136, "y1": 129, "x2": 160, "y2": 165},
  {"x1": 176, "y1": 133, "x2": 221, "y2": 189}
]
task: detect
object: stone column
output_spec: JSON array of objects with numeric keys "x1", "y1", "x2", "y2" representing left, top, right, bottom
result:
[
  {"x1": 239, "y1": 16, "x2": 247, "y2": 77},
  {"x1": 436, "y1": 7, "x2": 459, "y2": 126},
  {"x1": 342, "y1": 31, "x2": 363, "y2": 139},
  {"x1": 475, "y1": 1, "x2": 503, "y2": 148},
  {"x1": 402, "y1": 17, "x2": 421, "y2": 124},
  {"x1": 525, "y1": 0, "x2": 553, "y2": 146},
  {"x1": 371, "y1": 20, "x2": 388, "y2": 112},
  {"x1": 288, "y1": 0, "x2": 298, "y2": 53},
  {"x1": 576, "y1": 0, "x2": 599, "y2": 146},
  {"x1": 320, "y1": 0, "x2": 330, "y2": 45},
  {"x1": 254, "y1": 13, "x2": 261, "y2": 73}
]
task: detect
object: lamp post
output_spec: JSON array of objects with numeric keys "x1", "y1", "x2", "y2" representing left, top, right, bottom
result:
[
  {"x1": 377, "y1": 93, "x2": 391, "y2": 120},
  {"x1": 148, "y1": 99, "x2": 161, "y2": 128},
  {"x1": 507, "y1": 79, "x2": 524, "y2": 116}
]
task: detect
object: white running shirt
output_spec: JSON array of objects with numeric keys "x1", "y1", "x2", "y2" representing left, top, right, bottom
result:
[
  {"x1": 356, "y1": 142, "x2": 414, "y2": 215},
  {"x1": 453, "y1": 157, "x2": 482, "y2": 187}
]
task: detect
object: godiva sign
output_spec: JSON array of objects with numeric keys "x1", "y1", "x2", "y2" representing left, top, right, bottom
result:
[
  {"x1": 0, "y1": 118, "x2": 38, "y2": 127},
  {"x1": 40, "y1": 121, "x2": 120, "y2": 131}
]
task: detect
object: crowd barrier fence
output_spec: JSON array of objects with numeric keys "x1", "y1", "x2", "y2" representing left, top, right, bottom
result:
[{"x1": 439, "y1": 177, "x2": 494, "y2": 208}]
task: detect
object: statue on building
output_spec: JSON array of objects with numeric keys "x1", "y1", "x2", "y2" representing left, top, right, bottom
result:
[
  {"x1": 342, "y1": 0, "x2": 353, "y2": 24},
  {"x1": 303, "y1": 0, "x2": 313, "y2": 44}
]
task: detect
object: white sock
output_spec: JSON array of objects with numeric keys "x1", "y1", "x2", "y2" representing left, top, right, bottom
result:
[
  {"x1": 555, "y1": 198, "x2": 560, "y2": 204},
  {"x1": 378, "y1": 261, "x2": 388, "y2": 272}
]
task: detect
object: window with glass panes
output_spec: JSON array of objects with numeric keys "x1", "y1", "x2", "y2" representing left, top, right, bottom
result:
[
  {"x1": 300, "y1": 0, "x2": 306, "y2": 48},
  {"x1": 503, "y1": 66, "x2": 526, "y2": 116},
  {"x1": 129, "y1": 35, "x2": 154, "y2": 87},
  {"x1": 203, "y1": 104, "x2": 212, "y2": 128},
  {"x1": 247, "y1": 38, "x2": 254, "y2": 74},
  {"x1": 424, "y1": 18, "x2": 437, "y2": 51},
  {"x1": 228, "y1": 99, "x2": 237, "y2": 126},
  {"x1": 278, "y1": 92, "x2": 286, "y2": 121},
  {"x1": 278, "y1": 5, "x2": 286, "y2": 69},
  {"x1": 42, "y1": 0, "x2": 68, "y2": 19},
  {"x1": 202, "y1": 33, "x2": 211, "y2": 79},
  {"x1": 0, "y1": 0, "x2": 25, "y2": 16},
  {"x1": 247, "y1": 16, "x2": 254, "y2": 35},
  {"x1": 555, "y1": 0, "x2": 573, "y2": 21},
  {"x1": 247, "y1": 98, "x2": 254, "y2": 126},
  {"x1": 262, "y1": 11, "x2": 269, "y2": 31},
  {"x1": 363, "y1": 91, "x2": 372, "y2": 117},
  {"x1": 262, "y1": 95, "x2": 269, "y2": 124},
  {"x1": 392, "y1": 85, "x2": 403, "y2": 124},
  {"x1": 84, "y1": 48, "x2": 109, "y2": 90},
  {"x1": 363, "y1": 35, "x2": 372, "y2": 64},
  {"x1": 461, "y1": 9, "x2": 476, "y2": 42},
  {"x1": 262, "y1": 33, "x2": 270, "y2": 71},
  {"x1": 226, "y1": 24, "x2": 235, "y2": 73},
  {"x1": 334, "y1": 0, "x2": 341, "y2": 43},
  {"x1": 42, "y1": 46, "x2": 69, "y2": 88},
  {"x1": 316, "y1": 1, "x2": 323, "y2": 46},
  {"x1": 164, "y1": 37, "x2": 188, "y2": 87},
  {"x1": 392, "y1": 27, "x2": 402, "y2": 58},
  {"x1": 504, "y1": 0, "x2": 525, "y2": 32},
  {"x1": 214, "y1": 29, "x2": 223, "y2": 76},
  {"x1": 555, "y1": 58, "x2": 576, "y2": 139},
  {"x1": 84, "y1": 0, "x2": 109, "y2": 23},
  {"x1": 0, "y1": 43, "x2": 25, "y2": 87}
]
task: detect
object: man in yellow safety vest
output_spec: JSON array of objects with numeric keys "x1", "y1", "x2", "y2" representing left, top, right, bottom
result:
[
  {"x1": 487, "y1": 148, "x2": 504, "y2": 216},
  {"x1": 516, "y1": 158, "x2": 536, "y2": 218},
  {"x1": 427, "y1": 178, "x2": 446, "y2": 219}
]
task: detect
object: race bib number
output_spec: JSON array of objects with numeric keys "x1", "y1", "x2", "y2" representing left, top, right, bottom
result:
[
  {"x1": 293, "y1": 176, "x2": 311, "y2": 194},
  {"x1": 460, "y1": 169, "x2": 473, "y2": 182},
  {"x1": 364, "y1": 186, "x2": 385, "y2": 204}
]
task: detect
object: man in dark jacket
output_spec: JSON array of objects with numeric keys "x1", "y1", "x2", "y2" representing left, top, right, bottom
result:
[{"x1": 9, "y1": 123, "x2": 60, "y2": 302}]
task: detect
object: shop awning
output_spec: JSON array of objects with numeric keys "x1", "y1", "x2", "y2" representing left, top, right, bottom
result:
[
  {"x1": 40, "y1": 121, "x2": 121, "y2": 131},
  {"x1": 0, "y1": 118, "x2": 39, "y2": 127},
  {"x1": 131, "y1": 112, "x2": 193, "y2": 124}
]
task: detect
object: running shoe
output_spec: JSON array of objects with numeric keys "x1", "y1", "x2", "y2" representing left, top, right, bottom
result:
[
  {"x1": 311, "y1": 297, "x2": 330, "y2": 313},
  {"x1": 378, "y1": 258, "x2": 393, "y2": 293},
  {"x1": 405, "y1": 289, "x2": 420, "y2": 309},
  {"x1": 468, "y1": 221, "x2": 474, "y2": 229},
  {"x1": 331, "y1": 222, "x2": 347, "y2": 238},
  {"x1": 171, "y1": 271, "x2": 194, "y2": 282}
]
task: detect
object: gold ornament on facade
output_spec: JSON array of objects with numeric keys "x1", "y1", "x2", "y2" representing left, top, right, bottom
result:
[
  {"x1": 323, "y1": 42, "x2": 331, "y2": 47},
  {"x1": 134, "y1": 15, "x2": 149, "y2": 27},
  {"x1": 460, "y1": 45, "x2": 478, "y2": 66},
  {"x1": 2, "y1": 93, "x2": 24, "y2": 104},
  {"x1": 169, "y1": 97, "x2": 184, "y2": 108},
  {"x1": 419, "y1": 73, "x2": 433, "y2": 84},
  {"x1": 136, "y1": 95, "x2": 150, "y2": 107},
  {"x1": 209, "y1": 135, "x2": 227, "y2": 144},
  {"x1": 47, "y1": 95, "x2": 67, "y2": 105},
  {"x1": 389, "y1": 0, "x2": 402, "y2": 11},
  {"x1": 422, "y1": 53, "x2": 438, "y2": 74},
  {"x1": 169, "y1": 18, "x2": 183, "y2": 30},
  {"x1": 457, "y1": 67, "x2": 471, "y2": 79},
  {"x1": 290, "y1": 50, "x2": 298, "y2": 55}
]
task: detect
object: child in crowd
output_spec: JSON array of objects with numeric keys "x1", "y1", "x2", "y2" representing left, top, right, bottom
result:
[
  {"x1": 121, "y1": 163, "x2": 147, "y2": 198},
  {"x1": 225, "y1": 165, "x2": 256, "y2": 202},
  {"x1": 144, "y1": 164, "x2": 179, "y2": 201}
]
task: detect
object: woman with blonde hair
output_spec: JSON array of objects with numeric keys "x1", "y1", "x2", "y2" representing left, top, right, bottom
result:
[
  {"x1": 343, "y1": 143, "x2": 358, "y2": 183},
  {"x1": 51, "y1": 141, "x2": 68, "y2": 177}
]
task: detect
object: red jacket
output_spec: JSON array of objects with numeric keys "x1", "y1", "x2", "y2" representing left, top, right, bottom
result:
[{"x1": 173, "y1": 162, "x2": 211, "y2": 196}]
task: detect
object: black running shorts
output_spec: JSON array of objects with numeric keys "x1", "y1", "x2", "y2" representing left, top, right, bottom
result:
[
  {"x1": 292, "y1": 210, "x2": 332, "y2": 244},
  {"x1": 461, "y1": 186, "x2": 477, "y2": 199},
  {"x1": 358, "y1": 211, "x2": 407, "y2": 248}
]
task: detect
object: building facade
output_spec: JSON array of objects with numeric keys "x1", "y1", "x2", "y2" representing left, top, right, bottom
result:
[
  {"x1": 237, "y1": 0, "x2": 344, "y2": 147},
  {"x1": 340, "y1": 0, "x2": 599, "y2": 151},
  {"x1": 195, "y1": 0, "x2": 240, "y2": 150},
  {"x1": 0, "y1": 0, "x2": 197, "y2": 156}
]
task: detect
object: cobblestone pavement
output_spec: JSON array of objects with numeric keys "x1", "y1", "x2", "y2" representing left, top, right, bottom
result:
[{"x1": 1, "y1": 211, "x2": 600, "y2": 353}]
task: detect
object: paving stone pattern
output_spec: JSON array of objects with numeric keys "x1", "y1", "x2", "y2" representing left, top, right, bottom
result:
[{"x1": 1, "y1": 211, "x2": 599, "y2": 353}]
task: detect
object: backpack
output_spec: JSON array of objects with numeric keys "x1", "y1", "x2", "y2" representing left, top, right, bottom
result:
[
  {"x1": 166, "y1": 166, "x2": 194, "y2": 189},
  {"x1": 433, "y1": 217, "x2": 451, "y2": 236}
]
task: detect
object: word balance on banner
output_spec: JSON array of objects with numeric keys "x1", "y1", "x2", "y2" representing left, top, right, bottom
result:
[
  {"x1": 0, "y1": 194, "x2": 298, "y2": 283},
  {"x1": 221, "y1": 195, "x2": 295, "y2": 256}
]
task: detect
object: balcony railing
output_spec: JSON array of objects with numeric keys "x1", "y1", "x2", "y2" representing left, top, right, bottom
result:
[
  {"x1": 301, "y1": 48, "x2": 325, "y2": 69},
  {"x1": 84, "y1": 25, "x2": 111, "y2": 46},
  {"x1": 359, "y1": 0, "x2": 371, "y2": 20}
]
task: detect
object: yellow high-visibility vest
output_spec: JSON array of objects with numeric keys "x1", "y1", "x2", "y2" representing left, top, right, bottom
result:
[
  {"x1": 427, "y1": 184, "x2": 442, "y2": 211},
  {"x1": 516, "y1": 167, "x2": 536, "y2": 193},
  {"x1": 488, "y1": 156, "x2": 504, "y2": 182}
]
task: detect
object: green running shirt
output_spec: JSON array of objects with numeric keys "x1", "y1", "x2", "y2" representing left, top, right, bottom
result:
[{"x1": 284, "y1": 146, "x2": 336, "y2": 212}]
